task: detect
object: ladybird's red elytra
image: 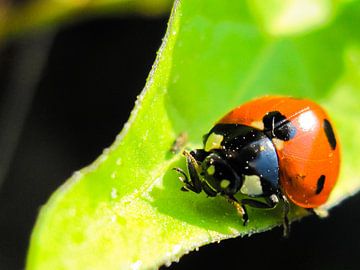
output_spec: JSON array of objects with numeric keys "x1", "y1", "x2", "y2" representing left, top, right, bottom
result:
[{"x1": 174, "y1": 96, "x2": 340, "y2": 236}]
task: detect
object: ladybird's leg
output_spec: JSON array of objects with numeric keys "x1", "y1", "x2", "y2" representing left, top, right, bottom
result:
[
  {"x1": 225, "y1": 195, "x2": 248, "y2": 225},
  {"x1": 238, "y1": 195, "x2": 280, "y2": 225},
  {"x1": 172, "y1": 167, "x2": 200, "y2": 193},
  {"x1": 240, "y1": 196, "x2": 278, "y2": 209},
  {"x1": 183, "y1": 150, "x2": 203, "y2": 193},
  {"x1": 239, "y1": 195, "x2": 291, "y2": 236},
  {"x1": 241, "y1": 195, "x2": 290, "y2": 236},
  {"x1": 280, "y1": 194, "x2": 290, "y2": 238}
]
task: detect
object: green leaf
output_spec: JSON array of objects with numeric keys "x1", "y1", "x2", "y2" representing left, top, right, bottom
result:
[{"x1": 27, "y1": 0, "x2": 360, "y2": 269}]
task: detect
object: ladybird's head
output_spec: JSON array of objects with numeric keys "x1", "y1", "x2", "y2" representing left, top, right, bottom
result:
[{"x1": 199, "y1": 152, "x2": 242, "y2": 196}]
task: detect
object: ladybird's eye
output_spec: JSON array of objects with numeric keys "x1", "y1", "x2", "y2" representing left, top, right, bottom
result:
[{"x1": 203, "y1": 132, "x2": 224, "y2": 152}]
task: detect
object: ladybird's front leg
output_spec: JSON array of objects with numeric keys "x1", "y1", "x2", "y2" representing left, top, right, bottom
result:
[
  {"x1": 183, "y1": 151, "x2": 202, "y2": 193},
  {"x1": 172, "y1": 167, "x2": 200, "y2": 193},
  {"x1": 174, "y1": 150, "x2": 206, "y2": 194}
]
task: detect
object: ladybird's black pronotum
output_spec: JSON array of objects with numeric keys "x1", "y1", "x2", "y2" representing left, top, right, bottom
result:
[{"x1": 174, "y1": 96, "x2": 340, "y2": 236}]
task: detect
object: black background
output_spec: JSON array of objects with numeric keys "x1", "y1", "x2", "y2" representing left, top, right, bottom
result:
[{"x1": 0, "y1": 11, "x2": 359, "y2": 270}]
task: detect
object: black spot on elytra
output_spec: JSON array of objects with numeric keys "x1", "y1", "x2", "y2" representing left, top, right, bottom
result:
[
  {"x1": 323, "y1": 119, "x2": 337, "y2": 150},
  {"x1": 263, "y1": 111, "x2": 296, "y2": 141},
  {"x1": 316, "y1": 175, "x2": 326, "y2": 194}
]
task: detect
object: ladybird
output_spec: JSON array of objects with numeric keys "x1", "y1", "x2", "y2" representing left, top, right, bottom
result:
[{"x1": 174, "y1": 96, "x2": 340, "y2": 236}]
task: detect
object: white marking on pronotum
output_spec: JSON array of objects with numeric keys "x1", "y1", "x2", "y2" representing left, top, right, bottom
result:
[
  {"x1": 250, "y1": 120, "x2": 264, "y2": 130},
  {"x1": 240, "y1": 175, "x2": 263, "y2": 196},
  {"x1": 272, "y1": 138, "x2": 284, "y2": 150},
  {"x1": 204, "y1": 133, "x2": 224, "y2": 152}
]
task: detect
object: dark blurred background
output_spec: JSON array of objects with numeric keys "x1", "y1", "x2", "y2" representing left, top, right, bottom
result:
[{"x1": 1, "y1": 2, "x2": 360, "y2": 270}]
